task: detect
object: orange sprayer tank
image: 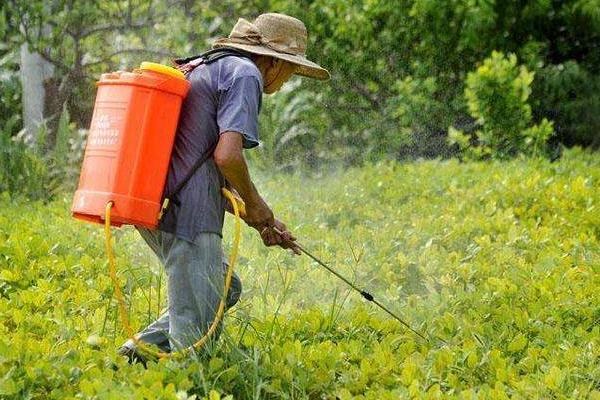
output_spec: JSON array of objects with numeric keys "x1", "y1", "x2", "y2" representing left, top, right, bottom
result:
[{"x1": 71, "y1": 62, "x2": 190, "y2": 228}]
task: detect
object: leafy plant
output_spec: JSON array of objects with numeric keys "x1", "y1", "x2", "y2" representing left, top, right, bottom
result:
[
  {"x1": 0, "y1": 149, "x2": 598, "y2": 398},
  {"x1": 4, "y1": 0, "x2": 599, "y2": 170},
  {"x1": 449, "y1": 52, "x2": 554, "y2": 160},
  {"x1": 0, "y1": 128, "x2": 47, "y2": 200},
  {"x1": 533, "y1": 61, "x2": 600, "y2": 148},
  {"x1": 46, "y1": 104, "x2": 87, "y2": 194},
  {"x1": 0, "y1": 104, "x2": 86, "y2": 199},
  {"x1": 252, "y1": 80, "x2": 333, "y2": 171}
]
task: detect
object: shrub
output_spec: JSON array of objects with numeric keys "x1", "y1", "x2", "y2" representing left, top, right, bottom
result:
[
  {"x1": 46, "y1": 104, "x2": 87, "y2": 194},
  {"x1": 0, "y1": 104, "x2": 85, "y2": 199},
  {"x1": 449, "y1": 51, "x2": 554, "y2": 160},
  {"x1": 533, "y1": 61, "x2": 600, "y2": 149},
  {"x1": 252, "y1": 80, "x2": 333, "y2": 171},
  {"x1": 0, "y1": 128, "x2": 47, "y2": 199},
  {"x1": 0, "y1": 48, "x2": 22, "y2": 138}
]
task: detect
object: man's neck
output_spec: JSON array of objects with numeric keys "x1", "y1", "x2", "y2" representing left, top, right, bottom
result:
[{"x1": 252, "y1": 55, "x2": 270, "y2": 83}]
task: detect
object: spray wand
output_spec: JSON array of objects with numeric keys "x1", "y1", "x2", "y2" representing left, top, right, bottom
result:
[{"x1": 271, "y1": 226, "x2": 437, "y2": 344}]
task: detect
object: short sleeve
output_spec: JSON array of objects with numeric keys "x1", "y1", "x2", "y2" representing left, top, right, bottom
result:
[{"x1": 217, "y1": 75, "x2": 262, "y2": 149}]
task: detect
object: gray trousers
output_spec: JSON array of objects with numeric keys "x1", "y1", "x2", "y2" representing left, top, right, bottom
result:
[{"x1": 122, "y1": 228, "x2": 242, "y2": 353}]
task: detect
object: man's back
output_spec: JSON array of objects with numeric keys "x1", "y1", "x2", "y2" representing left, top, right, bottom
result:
[{"x1": 159, "y1": 55, "x2": 263, "y2": 241}]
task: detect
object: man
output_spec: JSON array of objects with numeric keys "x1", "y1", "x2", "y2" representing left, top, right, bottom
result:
[{"x1": 119, "y1": 13, "x2": 329, "y2": 362}]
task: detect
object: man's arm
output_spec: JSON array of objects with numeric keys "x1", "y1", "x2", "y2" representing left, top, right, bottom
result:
[
  {"x1": 214, "y1": 131, "x2": 272, "y2": 227},
  {"x1": 214, "y1": 131, "x2": 299, "y2": 252}
]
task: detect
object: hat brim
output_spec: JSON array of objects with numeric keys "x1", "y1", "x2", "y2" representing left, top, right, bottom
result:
[{"x1": 213, "y1": 42, "x2": 330, "y2": 81}]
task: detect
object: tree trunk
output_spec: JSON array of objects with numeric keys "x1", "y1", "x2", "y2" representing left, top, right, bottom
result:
[{"x1": 19, "y1": 42, "x2": 54, "y2": 145}]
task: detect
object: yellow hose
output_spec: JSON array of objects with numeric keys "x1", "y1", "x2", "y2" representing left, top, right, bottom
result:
[{"x1": 104, "y1": 187, "x2": 242, "y2": 360}]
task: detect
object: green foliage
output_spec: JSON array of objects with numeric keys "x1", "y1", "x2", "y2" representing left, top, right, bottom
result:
[
  {"x1": 0, "y1": 149, "x2": 598, "y2": 398},
  {"x1": 449, "y1": 52, "x2": 554, "y2": 160},
  {"x1": 466, "y1": 52, "x2": 535, "y2": 144},
  {"x1": 46, "y1": 105, "x2": 85, "y2": 194},
  {"x1": 522, "y1": 118, "x2": 555, "y2": 158},
  {"x1": 0, "y1": 104, "x2": 85, "y2": 200},
  {"x1": 251, "y1": 81, "x2": 334, "y2": 171},
  {"x1": 0, "y1": 130, "x2": 47, "y2": 199},
  {"x1": 0, "y1": 4, "x2": 22, "y2": 138},
  {"x1": 4, "y1": 0, "x2": 599, "y2": 171},
  {"x1": 533, "y1": 61, "x2": 600, "y2": 148}
]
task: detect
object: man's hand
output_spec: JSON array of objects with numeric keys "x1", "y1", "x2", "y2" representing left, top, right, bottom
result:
[
  {"x1": 242, "y1": 197, "x2": 274, "y2": 229},
  {"x1": 258, "y1": 219, "x2": 301, "y2": 255}
]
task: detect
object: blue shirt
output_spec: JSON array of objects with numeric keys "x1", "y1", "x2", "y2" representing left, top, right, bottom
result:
[{"x1": 159, "y1": 55, "x2": 263, "y2": 241}]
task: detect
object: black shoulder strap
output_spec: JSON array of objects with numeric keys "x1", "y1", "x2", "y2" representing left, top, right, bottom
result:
[
  {"x1": 173, "y1": 47, "x2": 252, "y2": 67},
  {"x1": 165, "y1": 142, "x2": 218, "y2": 209},
  {"x1": 174, "y1": 48, "x2": 251, "y2": 76},
  {"x1": 160, "y1": 48, "x2": 252, "y2": 216}
]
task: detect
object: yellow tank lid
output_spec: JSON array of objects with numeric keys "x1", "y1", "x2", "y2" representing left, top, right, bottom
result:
[{"x1": 140, "y1": 62, "x2": 185, "y2": 80}]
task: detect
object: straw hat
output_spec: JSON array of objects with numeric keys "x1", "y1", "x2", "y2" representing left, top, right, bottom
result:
[{"x1": 212, "y1": 13, "x2": 330, "y2": 81}]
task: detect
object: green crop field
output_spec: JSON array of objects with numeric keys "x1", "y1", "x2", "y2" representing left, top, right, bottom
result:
[{"x1": 0, "y1": 149, "x2": 598, "y2": 399}]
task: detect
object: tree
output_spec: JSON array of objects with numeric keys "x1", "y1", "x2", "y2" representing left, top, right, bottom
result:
[{"x1": 9, "y1": 0, "x2": 171, "y2": 146}]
